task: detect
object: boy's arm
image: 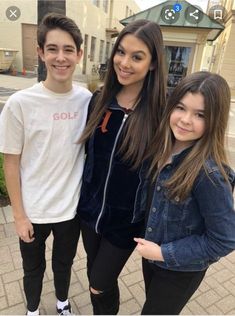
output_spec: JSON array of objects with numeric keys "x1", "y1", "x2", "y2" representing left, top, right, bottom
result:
[{"x1": 3, "y1": 154, "x2": 34, "y2": 243}]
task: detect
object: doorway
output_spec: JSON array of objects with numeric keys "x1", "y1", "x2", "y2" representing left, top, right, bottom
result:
[
  {"x1": 165, "y1": 44, "x2": 194, "y2": 96},
  {"x1": 22, "y1": 24, "x2": 38, "y2": 71}
]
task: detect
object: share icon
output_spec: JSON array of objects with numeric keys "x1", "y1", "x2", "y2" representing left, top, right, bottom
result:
[{"x1": 185, "y1": 5, "x2": 203, "y2": 24}]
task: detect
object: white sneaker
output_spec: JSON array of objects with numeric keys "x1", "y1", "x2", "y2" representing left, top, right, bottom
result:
[{"x1": 57, "y1": 302, "x2": 73, "y2": 315}]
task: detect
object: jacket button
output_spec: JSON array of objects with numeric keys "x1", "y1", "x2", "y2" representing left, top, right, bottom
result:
[
  {"x1": 174, "y1": 196, "x2": 180, "y2": 202},
  {"x1": 156, "y1": 185, "x2": 161, "y2": 191},
  {"x1": 152, "y1": 207, "x2": 157, "y2": 212},
  {"x1": 147, "y1": 227, "x2": 152, "y2": 232}
]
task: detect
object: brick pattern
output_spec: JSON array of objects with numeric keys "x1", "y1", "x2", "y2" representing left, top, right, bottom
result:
[{"x1": 0, "y1": 206, "x2": 235, "y2": 315}]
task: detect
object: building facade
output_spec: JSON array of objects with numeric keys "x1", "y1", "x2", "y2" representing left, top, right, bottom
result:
[
  {"x1": 201, "y1": 0, "x2": 235, "y2": 97},
  {"x1": 0, "y1": 0, "x2": 140, "y2": 75}
]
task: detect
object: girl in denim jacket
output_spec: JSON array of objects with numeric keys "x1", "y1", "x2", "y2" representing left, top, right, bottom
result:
[{"x1": 135, "y1": 71, "x2": 235, "y2": 315}]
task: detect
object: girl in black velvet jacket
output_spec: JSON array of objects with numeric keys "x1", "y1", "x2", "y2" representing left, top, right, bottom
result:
[{"x1": 77, "y1": 19, "x2": 166, "y2": 315}]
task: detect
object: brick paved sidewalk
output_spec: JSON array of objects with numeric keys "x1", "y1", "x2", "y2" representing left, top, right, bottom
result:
[{"x1": 0, "y1": 205, "x2": 235, "y2": 315}]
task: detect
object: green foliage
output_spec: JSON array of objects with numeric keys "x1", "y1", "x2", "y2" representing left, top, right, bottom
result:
[{"x1": 0, "y1": 153, "x2": 8, "y2": 197}]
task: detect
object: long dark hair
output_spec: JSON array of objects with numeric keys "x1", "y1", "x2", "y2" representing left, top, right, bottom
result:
[
  {"x1": 148, "y1": 71, "x2": 231, "y2": 201},
  {"x1": 80, "y1": 19, "x2": 166, "y2": 169}
]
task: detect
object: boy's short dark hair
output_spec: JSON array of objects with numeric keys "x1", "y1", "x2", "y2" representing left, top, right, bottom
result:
[{"x1": 37, "y1": 13, "x2": 83, "y2": 51}]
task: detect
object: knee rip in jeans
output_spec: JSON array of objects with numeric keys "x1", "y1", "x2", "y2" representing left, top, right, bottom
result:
[{"x1": 90, "y1": 286, "x2": 103, "y2": 295}]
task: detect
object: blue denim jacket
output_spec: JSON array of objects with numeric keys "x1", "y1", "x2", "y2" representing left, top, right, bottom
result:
[{"x1": 143, "y1": 148, "x2": 235, "y2": 271}]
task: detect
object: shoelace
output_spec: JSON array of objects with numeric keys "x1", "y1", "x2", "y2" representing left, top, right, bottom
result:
[
  {"x1": 60, "y1": 311, "x2": 72, "y2": 316},
  {"x1": 58, "y1": 305, "x2": 73, "y2": 316}
]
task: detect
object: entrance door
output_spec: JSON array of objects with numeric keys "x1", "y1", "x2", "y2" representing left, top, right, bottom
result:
[
  {"x1": 165, "y1": 44, "x2": 194, "y2": 96},
  {"x1": 22, "y1": 24, "x2": 38, "y2": 71}
]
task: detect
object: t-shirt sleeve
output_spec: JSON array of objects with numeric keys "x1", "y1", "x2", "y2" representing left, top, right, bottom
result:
[{"x1": 0, "y1": 98, "x2": 24, "y2": 154}]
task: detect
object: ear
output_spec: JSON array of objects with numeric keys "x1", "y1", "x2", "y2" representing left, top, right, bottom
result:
[
  {"x1": 37, "y1": 46, "x2": 45, "y2": 62},
  {"x1": 76, "y1": 49, "x2": 83, "y2": 63}
]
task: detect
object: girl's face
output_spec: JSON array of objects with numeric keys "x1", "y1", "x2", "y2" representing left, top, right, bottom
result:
[
  {"x1": 113, "y1": 34, "x2": 152, "y2": 92},
  {"x1": 170, "y1": 92, "x2": 206, "y2": 151}
]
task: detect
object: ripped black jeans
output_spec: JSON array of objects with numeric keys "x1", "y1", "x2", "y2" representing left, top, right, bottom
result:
[{"x1": 81, "y1": 221, "x2": 135, "y2": 315}]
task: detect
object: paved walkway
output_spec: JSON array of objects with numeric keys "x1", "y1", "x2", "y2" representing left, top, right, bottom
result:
[
  {"x1": 0, "y1": 207, "x2": 235, "y2": 315},
  {"x1": 1, "y1": 73, "x2": 235, "y2": 315}
]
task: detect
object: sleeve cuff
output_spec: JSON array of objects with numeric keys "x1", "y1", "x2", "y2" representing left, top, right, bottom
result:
[{"x1": 161, "y1": 243, "x2": 180, "y2": 267}]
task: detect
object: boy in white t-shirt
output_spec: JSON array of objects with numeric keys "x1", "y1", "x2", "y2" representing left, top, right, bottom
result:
[{"x1": 0, "y1": 13, "x2": 91, "y2": 315}]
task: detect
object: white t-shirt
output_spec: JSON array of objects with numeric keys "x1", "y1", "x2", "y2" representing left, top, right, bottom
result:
[{"x1": 0, "y1": 82, "x2": 91, "y2": 223}]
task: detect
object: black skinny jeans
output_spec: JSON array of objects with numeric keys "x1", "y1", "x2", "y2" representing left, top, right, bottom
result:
[
  {"x1": 20, "y1": 215, "x2": 80, "y2": 311},
  {"x1": 81, "y1": 221, "x2": 135, "y2": 315},
  {"x1": 142, "y1": 258, "x2": 206, "y2": 315}
]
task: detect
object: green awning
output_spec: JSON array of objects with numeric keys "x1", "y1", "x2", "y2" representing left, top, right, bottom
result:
[{"x1": 120, "y1": 0, "x2": 224, "y2": 41}]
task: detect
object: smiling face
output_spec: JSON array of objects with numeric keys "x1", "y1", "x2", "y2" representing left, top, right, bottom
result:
[
  {"x1": 113, "y1": 34, "x2": 152, "y2": 93},
  {"x1": 37, "y1": 28, "x2": 82, "y2": 93},
  {"x1": 170, "y1": 92, "x2": 206, "y2": 152}
]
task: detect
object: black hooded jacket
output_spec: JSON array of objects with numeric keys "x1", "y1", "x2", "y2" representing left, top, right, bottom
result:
[{"x1": 77, "y1": 92, "x2": 146, "y2": 249}]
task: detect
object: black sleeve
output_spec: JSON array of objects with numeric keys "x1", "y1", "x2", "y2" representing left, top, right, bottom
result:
[
  {"x1": 86, "y1": 89, "x2": 101, "y2": 122},
  {"x1": 85, "y1": 90, "x2": 101, "y2": 154}
]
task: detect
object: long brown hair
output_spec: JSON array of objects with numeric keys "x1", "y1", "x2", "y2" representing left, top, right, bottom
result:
[
  {"x1": 148, "y1": 71, "x2": 231, "y2": 201},
  {"x1": 80, "y1": 19, "x2": 166, "y2": 169}
]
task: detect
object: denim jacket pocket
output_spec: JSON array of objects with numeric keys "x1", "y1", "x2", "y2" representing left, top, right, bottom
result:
[{"x1": 163, "y1": 195, "x2": 192, "y2": 241}]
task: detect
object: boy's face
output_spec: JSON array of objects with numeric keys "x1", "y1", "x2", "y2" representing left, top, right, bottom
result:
[{"x1": 38, "y1": 28, "x2": 82, "y2": 92}]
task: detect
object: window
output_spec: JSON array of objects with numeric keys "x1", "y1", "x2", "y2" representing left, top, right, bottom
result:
[
  {"x1": 105, "y1": 41, "x2": 110, "y2": 61},
  {"x1": 103, "y1": 0, "x2": 108, "y2": 13},
  {"x1": 4, "y1": 51, "x2": 13, "y2": 57},
  {"x1": 165, "y1": 46, "x2": 192, "y2": 96},
  {"x1": 92, "y1": 0, "x2": 100, "y2": 7},
  {"x1": 90, "y1": 36, "x2": 96, "y2": 62},
  {"x1": 99, "y1": 40, "x2": 105, "y2": 63}
]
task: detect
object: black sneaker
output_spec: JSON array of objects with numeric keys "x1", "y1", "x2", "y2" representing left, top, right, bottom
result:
[{"x1": 57, "y1": 302, "x2": 73, "y2": 315}]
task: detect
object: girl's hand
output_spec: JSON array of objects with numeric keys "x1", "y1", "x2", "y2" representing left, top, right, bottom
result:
[{"x1": 134, "y1": 238, "x2": 164, "y2": 261}]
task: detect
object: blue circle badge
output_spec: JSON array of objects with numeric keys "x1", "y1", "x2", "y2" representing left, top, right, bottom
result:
[{"x1": 173, "y1": 3, "x2": 182, "y2": 12}]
